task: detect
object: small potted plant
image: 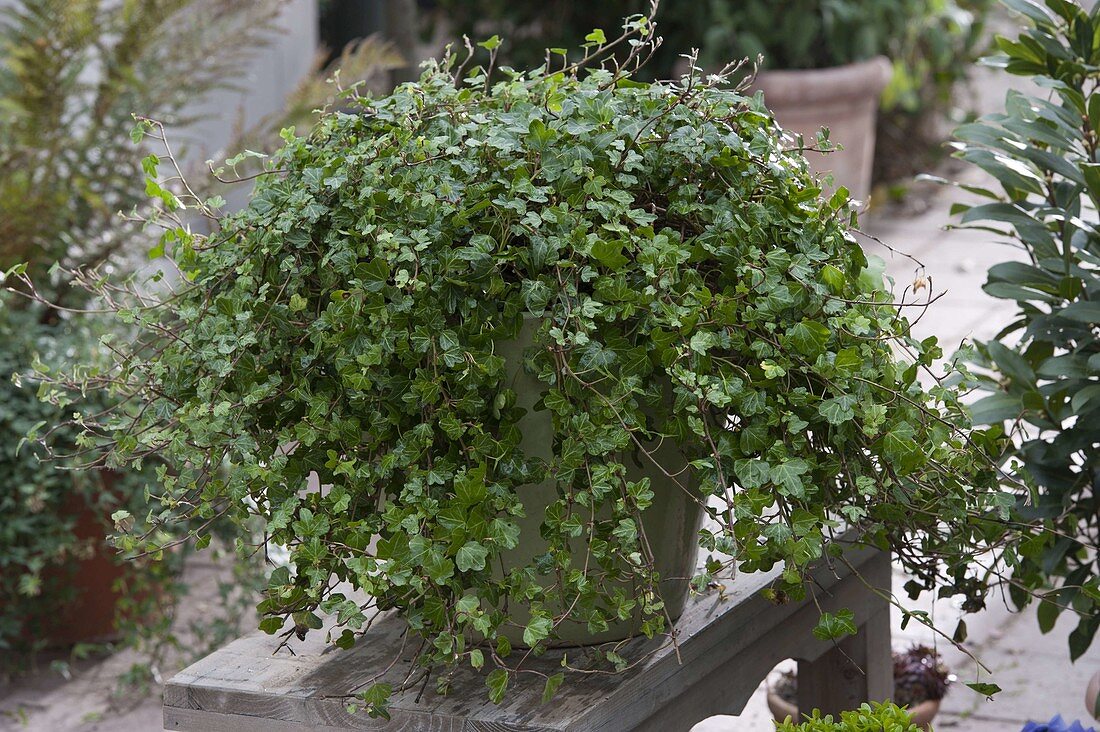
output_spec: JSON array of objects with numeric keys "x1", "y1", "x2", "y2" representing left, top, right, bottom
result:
[
  {"x1": 774, "y1": 701, "x2": 923, "y2": 731},
  {"x1": 33, "y1": 13, "x2": 1013, "y2": 711},
  {"x1": 768, "y1": 645, "x2": 951, "y2": 729}
]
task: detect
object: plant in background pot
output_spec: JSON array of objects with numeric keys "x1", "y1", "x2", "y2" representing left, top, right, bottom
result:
[
  {"x1": 32, "y1": 13, "x2": 1018, "y2": 713},
  {"x1": 944, "y1": 0, "x2": 1100, "y2": 661},
  {"x1": 872, "y1": 0, "x2": 993, "y2": 185},
  {"x1": 769, "y1": 645, "x2": 951, "y2": 729},
  {"x1": 774, "y1": 702, "x2": 923, "y2": 732},
  {"x1": 689, "y1": 0, "x2": 932, "y2": 201},
  {"x1": 432, "y1": 1, "x2": 993, "y2": 199},
  {"x1": 0, "y1": 299, "x2": 152, "y2": 659},
  {"x1": 704, "y1": 0, "x2": 998, "y2": 193}
]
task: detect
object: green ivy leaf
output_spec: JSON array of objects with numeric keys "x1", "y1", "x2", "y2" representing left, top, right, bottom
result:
[
  {"x1": 486, "y1": 668, "x2": 509, "y2": 704},
  {"x1": 477, "y1": 35, "x2": 501, "y2": 51},
  {"x1": 770, "y1": 459, "x2": 810, "y2": 498},
  {"x1": 335, "y1": 629, "x2": 356, "y2": 649},
  {"x1": 965, "y1": 682, "x2": 1001, "y2": 700},
  {"x1": 812, "y1": 609, "x2": 856, "y2": 641},
  {"x1": 818, "y1": 395, "x2": 857, "y2": 425},
  {"x1": 358, "y1": 682, "x2": 392, "y2": 719},
  {"x1": 259, "y1": 616, "x2": 284, "y2": 634},
  {"x1": 456, "y1": 541, "x2": 489, "y2": 572},
  {"x1": 820, "y1": 264, "x2": 846, "y2": 293},
  {"x1": 523, "y1": 611, "x2": 553, "y2": 646},
  {"x1": 787, "y1": 320, "x2": 831, "y2": 357},
  {"x1": 541, "y1": 672, "x2": 565, "y2": 704},
  {"x1": 584, "y1": 28, "x2": 607, "y2": 45}
]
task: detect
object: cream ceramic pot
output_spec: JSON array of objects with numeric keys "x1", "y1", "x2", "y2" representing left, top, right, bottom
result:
[
  {"x1": 754, "y1": 57, "x2": 892, "y2": 202},
  {"x1": 493, "y1": 318, "x2": 705, "y2": 646}
]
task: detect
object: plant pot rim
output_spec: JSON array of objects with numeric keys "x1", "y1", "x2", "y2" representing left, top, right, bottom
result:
[{"x1": 754, "y1": 56, "x2": 892, "y2": 105}]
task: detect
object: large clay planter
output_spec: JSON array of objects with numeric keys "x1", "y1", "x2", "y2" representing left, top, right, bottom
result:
[
  {"x1": 34, "y1": 475, "x2": 130, "y2": 646},
  {"x1": 754, "y1": 57, "x2": 892, "y2": 202},
  {"x1": 494, "y1": 318, "x2": 705, "y2": 646},
  {"x1": 767, "y1": 690, "x2": 940, "y2": 730},
  {"x1": 49, "y1": 497, "x2": 128, "y2": 645}
]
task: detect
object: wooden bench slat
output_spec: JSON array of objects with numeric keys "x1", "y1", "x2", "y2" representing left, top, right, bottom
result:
[{"x1": 165, "y1": 547, "x2": 890, "y2": 732}]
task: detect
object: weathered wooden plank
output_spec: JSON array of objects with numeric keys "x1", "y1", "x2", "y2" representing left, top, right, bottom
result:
[
  {"x1": 596, "y1": 547, "x2": 890, "y2": 730},
  {"x1": 163, "y1": 704, "x2": 466, "y2": 732},
  {"x1": 797, "y1": 553, "x2": 894, "y2": 719},
  {"x1": 165, "y1": 546, "x2": 891, "y2": 731}
]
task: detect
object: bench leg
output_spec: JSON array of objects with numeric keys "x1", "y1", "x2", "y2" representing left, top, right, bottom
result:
[{"x1": 797, "y1": 603, "x2": 893, "y2": 718}]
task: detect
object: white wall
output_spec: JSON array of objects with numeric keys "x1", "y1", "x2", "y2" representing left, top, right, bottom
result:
[
  {"x1": 180, "y1": 0, "x2": 319, "y2": 164},
  {"x1": 0, "y1": 0, "x2": 318, "y2": 162}
]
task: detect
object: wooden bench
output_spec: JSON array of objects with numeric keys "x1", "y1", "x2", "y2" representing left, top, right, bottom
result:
[{"x1": 164, "y1": 547, "x2": 891, "y2": 731}]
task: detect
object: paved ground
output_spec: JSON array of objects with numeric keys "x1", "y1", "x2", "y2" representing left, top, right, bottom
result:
[{"x1": 0, "y1": 557, "x2": 231, "y2": 732}]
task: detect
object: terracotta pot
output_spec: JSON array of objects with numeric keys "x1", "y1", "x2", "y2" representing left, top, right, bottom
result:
[
  {"x1": 767, "y1": 690, "x2": 941, "y2": 730},
  {"x1": 42, "y1": 491, "x2": 129, "y2": 645},
  {"x1": 754, "y1": 57, "x2": 892, "y2": 201},
  {"x1": 494, "y1": 318, "x2": 705, "y2": 647},
  {"x1": 19, "y1": 473, "x2": 133, "y2": 647}
]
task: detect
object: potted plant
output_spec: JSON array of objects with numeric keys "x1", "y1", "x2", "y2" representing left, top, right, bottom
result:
[
  {"x1": 768, "y1": 645, "x2": 951, "y2": 729},
  {"x1": 703, "y1": 0, "x2": 998, "y2": 194},
  {"x1": 871, "y1": 0, "x2": 993, "y2": 185},
  {"x1": 34, "y1": 14, "x2": 1015, "y2": 712},
  {"x1": 774, "y1": 701, "x2": 923, "y2": 732},
  {"x1": 0, "y1": 300, "x2": 139, "y2": 652},
  {"x1": 944, "y1": 0, "x2": 1100, "y2": 662},
  {"x1": 431, "y1": 1, "x2": 993, "y2": 198},
  {"x1": 688, "y1": 0, "x2": 911, "y2": 201}
]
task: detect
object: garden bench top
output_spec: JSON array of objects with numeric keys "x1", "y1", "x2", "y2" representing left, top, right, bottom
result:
[{"x1": 164, "y1": 545, "x2": 890, "y2": 731}]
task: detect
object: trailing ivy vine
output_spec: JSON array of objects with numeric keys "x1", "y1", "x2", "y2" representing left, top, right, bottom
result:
[{"x1": 16, "y1": 15, "x2": 1023, "y2": 710}]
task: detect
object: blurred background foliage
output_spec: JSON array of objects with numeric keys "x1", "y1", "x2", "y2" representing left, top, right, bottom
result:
[
  {"x1": 0, "y1": 0, "x2": 397, "y2": 677},
  {"x1": 0, "y1": 0, "x2": 281, "y2": 672},
  {"x1": 0, "y1": 0, "x2": 279, "y2": 298}
]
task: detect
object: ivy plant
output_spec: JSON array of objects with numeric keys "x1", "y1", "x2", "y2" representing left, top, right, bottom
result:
[
  {"x1": 432, "y1": 0, "x2": 995, "y2": 185},
  {"x1": 26, "y1": 16, "x2": 1016, "y2": 709},
  {"x1": 945, "y1": 0, "x2": 1100, "y2": 658}
]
